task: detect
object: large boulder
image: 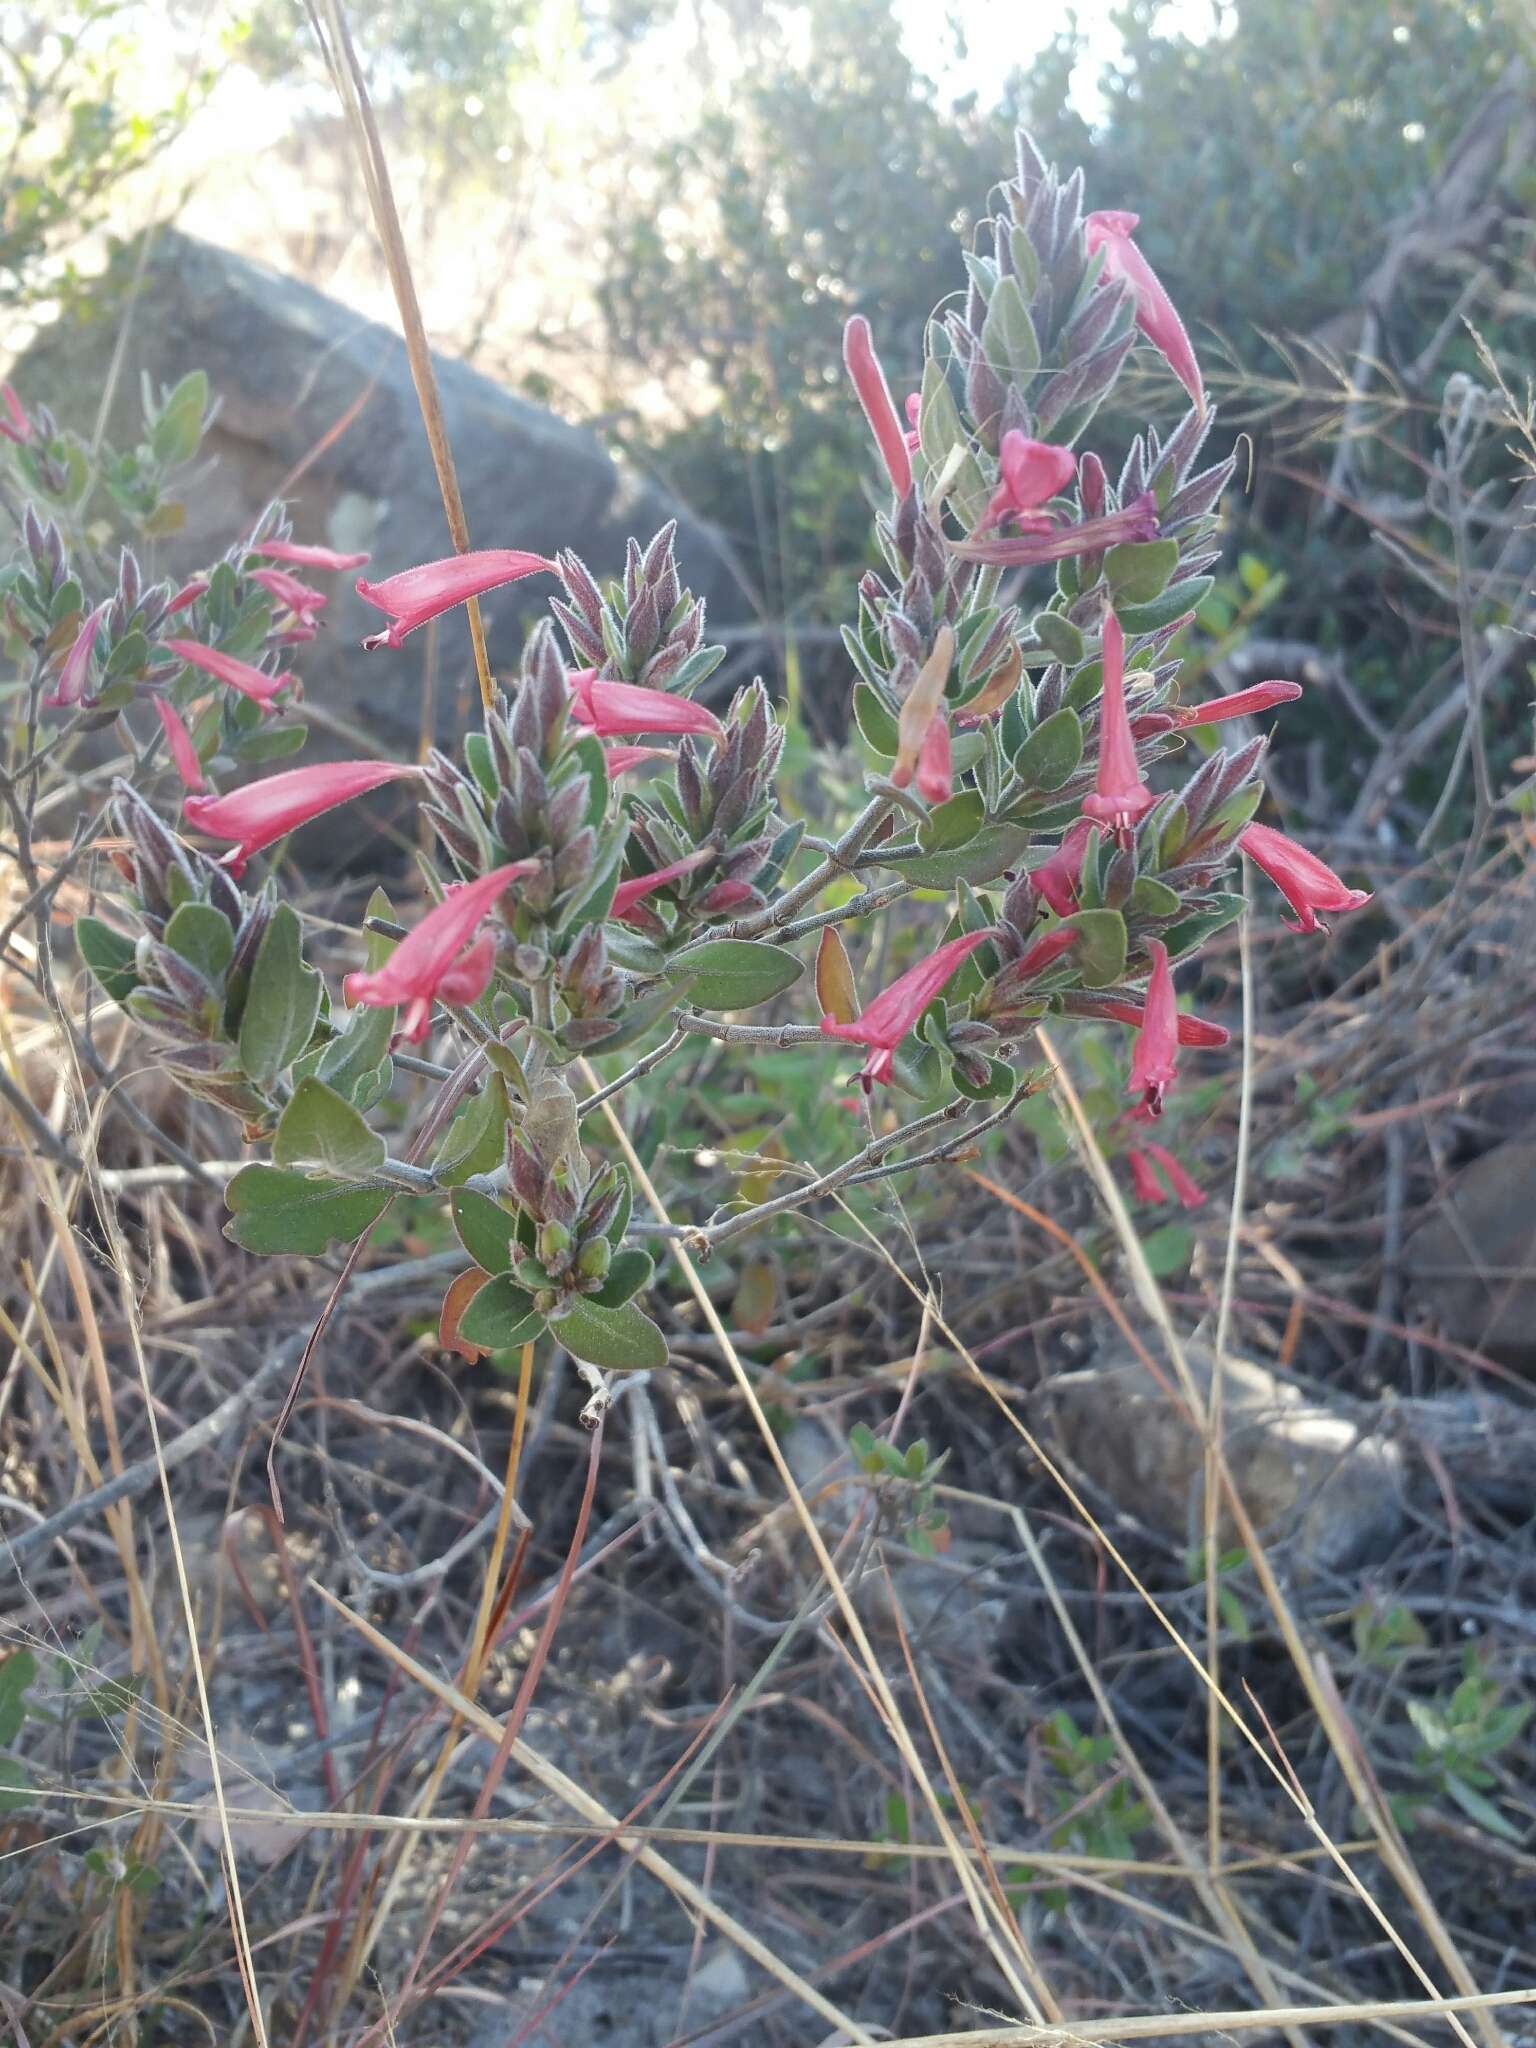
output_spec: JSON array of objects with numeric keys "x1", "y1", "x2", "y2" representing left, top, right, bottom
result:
[{"x1": 7, "y1": 230, "x2": 758, "y2": 762}]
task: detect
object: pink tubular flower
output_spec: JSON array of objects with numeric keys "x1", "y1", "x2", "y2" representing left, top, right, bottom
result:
[
  {"x1": 843, "y1": 315, "x2": 913, "y2": 500},
  {"x1": 700, "y1": 877, "x2": 757, "y2": 913},
  {"x1": 1240, "y1": 821, "x2": 1372, "y2": 934},
  {"x1": 903, "y1": 392, "x2": 922, "y2": 452},
  {"x1": 602, "y1": 743, "x2": 673, "y2": 775},
  {"x1": 1175, "y1": 681, "x2": 1302, "y2": 726},
  {"x1": 1077, "y1": 995, "x2": 1229, "y2": 1049},
  {"x1": 356, "y1": 549, "x2": 555, "y2": 651},
  {"x1": 1030, "y1": 820, "x2": 1093, "y2": 918},
  {"x1": 183, "y1": 759, "x2": 419, "y2": 875},
  {"x1": 45, "y1": 600, "x2": 112, "y2": 708},
  {"x1": 611, "y1": 847, "x2": 714, "y2": 922},
  {"x1": 915, "y1": 706, "x2": 952, "y2": 805},
  {"x1": 251, "y1": 566, "x2": 328, "y2": 621},
  {"x1": 1142, "y1": 1140, "x2": 1205, "y2": 1209},
  {"x1": 1, "y1": 384, "x2": 33, "y2": 445},
  {"x1": 1127, "y1": 1148, "x2": 1169, "y2": 1205},
  {"x1": 984, "y1": 432, "x2": 1077, "y2": 534},
  {"x1": 821, "y1": 928, "x2": 995, "y2": 1089},
  {"x1": 1085, "y1": 210, "x2": 1204, "y2": 412},
  {"x1": 1128, "y1": 940, "x2": 1179, "y2": 1117},
  {"x1": 164, "y1": 638, "x2": 292, "y2": 709},
  {"x1": 569, "y1": 670, "x2": 722, "y2": 741},
  {"x1": 951, "y1": 490, "x2": 1159, "y2": 567},
  {"x1": 343, "y1": 862, "x2": 534, "y2": 1044},
  {"x1": 164, "y1": 577, "x2": 209, "y2": 617},
  {"x1": 254, "y1": 538, "x2": 370, "y2": 571},
  {"x1": 1082, "y1": 610, "x2": 1154, "y2": 843},
  {"x1": 153, "y1": 697, "x2": 205, "y2": 792}
]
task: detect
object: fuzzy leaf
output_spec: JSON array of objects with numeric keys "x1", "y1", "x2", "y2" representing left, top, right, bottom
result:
[
  {"x1": 554, "y1": 1296, "x2": 667, "y2": 1370},
  {"x1": 451, "y1": 1188, "x2": 526, "y2": 1273},
  {"x1": 459, "y1": 1273, "x2": 543, "y2": 1351},
  {"x1": 665, "y1": 939, "x2": 803, "y2": 1010},
  {"x1": 238, "y1": 903, "x2": 321, "y2": 1086},
  {"x1": 272, "y1": 1077, "x2": 386, "y2": 1179},
  {"x1": 1104, "y1": 539, "x2": 1181, "y2": 604},
  {"x1": 1011, "y1": 706, "x2": 1083, "y2": 794},
  {"x1": 590, "y1": 1247, "x2": 655, "y2": 1308},
  {"x1": 224, "y1": 1165, "x2": 389, "y2": 1255},
  {"x1": 75, "y1": 916, "x2": 140, "y2": 1004}
]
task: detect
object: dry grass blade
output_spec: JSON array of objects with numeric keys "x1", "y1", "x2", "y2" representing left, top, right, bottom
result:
[
  {"x1": 306, "y1": 1578, "x2": 875, "y2": 2043},
  {"x1": 865, "y1": 1988, "x2": 1536, "y2": 2048},
  {"x1": 1036, "y1": 1025, "x2": 1507, "y2": 2048},
  {"x1": 306, "y1": 0, "x2": 496, "y2": 710},
  {"x1": 582, "y1": 1058, "x2": 1066, "y2": 2027}
]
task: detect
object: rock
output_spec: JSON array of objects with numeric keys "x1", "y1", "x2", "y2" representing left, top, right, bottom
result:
[
  {"x1": 1403, "y1": 1137, "x2": 1536, "y2": 1369},
  {"x1": 1045, "y1": 1342, "x2": 1403, "y2": 1576},
  {"x1": 7, "y1": 230, "x2": 756, "y2": 775}
]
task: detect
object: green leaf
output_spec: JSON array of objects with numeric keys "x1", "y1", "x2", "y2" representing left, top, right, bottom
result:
[
  {"x1": 1443, "y1": 1774, "x2": 1523, "y2": 1843},
  {"x1": 75, "y1": 916, "x2": 139, "y2": 1003},
  {"x1": 980, "y1": 274, "x2": 1041, "y2": 378},
  {"x1": 0, "y1": 1755, "x2": 33, "y2": 1814},
  {"x1": 605, "y1": 928, "x2": 666, "y2": 975},
  {"x1": 451, "y1": 1188, "x2": 525, "y2": 1272},
  {"x1": 1161, "y1": 894, "x2": 1245, "y2": 961},
  {"x1": 591, "y1": 1247, "x2": 655, "y2": 1308},
  {"x1": 666, "y1": 939, "x2": 803, "y2": 1010},
  {"x1": 1054, "y1": 908, "x2": 1126, "y2": 988},
  {"x1": 315, "y1": 999, "x2": 395, "y2": 1105},
  {"x1": 224, "y1": 1165, "x2": 389, "y2": 1255},
  {"x1": 1141, "y1": 1221, "x2": 1195, "y2": 1276},
  {"x1": 1127, "y1": 877, "x2": 1182, "y2": 919},
  {"x1": 163, "y1": 902, "x2": 234, "y2": 984},
  {"x1": 1117, "y1": 578, "x2": 1213, "y2": 635},
  {"x1": 232, "y1": 720, "x2": 309, "y2": 767},
  {"x1": 1104, "y1": 539, "x2": 1180, "y2": 604},
  {"x1": 917, "y1": 790, "x2": 984, "y2": 853},
  {"x1": 463, "y1": 731, "x2": 498, "y2": 801},
  {"x1": 150, "y1": 371, "x2": 209, "y2": 467},
  {"x1": 272, "y1": 1077, "x2": 386, "y2": 1179},
  {"x1": 882, "y1": 823, "x2": 1033, "y2": 888},
  {"x1": 238, "y1": 904, "x2": 321, "y2": 1086},
  {"x1": 889, "y1": 1034, "x2": 945, "y2": 1099},
  {"x1": 1031, "y1": 610, "x2": 1085, "y2": 664},
  {"x1": 0, "y1": 1650, "x2": 37, "y2": 1746},
  {"x1": 459, "y1": 1273, "x2": 543, "y2": 1350},
  {"x1": 917, "y1": 357, "x2": 988, "y2": 524},
  {"x1": 433, "y1": 1075, "x2": 511, "y2": 1184},
  {"x1": 554, "y1": 1296, "x2": 667, "y2": 1370},
  {"x1": 852, "y1": 681, "x2": 899, "y2": 757},
  {"x1": 1011, "y1": 706, "x2": 1083, "y2": 793}
]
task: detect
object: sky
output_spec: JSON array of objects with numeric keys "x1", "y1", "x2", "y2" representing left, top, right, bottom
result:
[{"x1": 897, "y1": 0, "x2": 1221, "y2": 118}]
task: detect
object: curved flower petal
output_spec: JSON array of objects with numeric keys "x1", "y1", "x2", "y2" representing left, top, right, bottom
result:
[
  {"x1": 45, "y1": 600, "x2": 112, "y2": 709},
  {"x1": 343, "y1": 861, "x2": 536, "y2": 1040},
  {"x1": 164, "y1": 637, "x2": 292, "y2": 708},
  {"x1": 183, "y1": 759, "x2": 419, "y2": 874},
  {"x1": 1240, "y1": 821, "x2": 1372, "y2": 934},
  {"x1": 356, "y1": 549, "x2": 555, "y2": 651},
  {"x1": 254, "y1": 538, "x2": 371, "y2": 571},
  {"x1": 1085, "y1": 210, "x2": 1204, "y2": 411},
  {"x1": 1128, "y1": 939, "x2": 1179, "y2": 1116},
  {"x1": 821, "y1": 927, "x2": 995, "y2": 1090},
  {"x1": 570, "y1": 671, "x2": 722, "y2": 740},
  {"x1": 153, "y1": 697, "x2": 206, "y2": 792},
  {"x1": 843, "y1": 315, "x2": 913, "y2": 499},
  {"x1": 1081, "y1": 609, "x2": 1154, "y2": 843}
]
